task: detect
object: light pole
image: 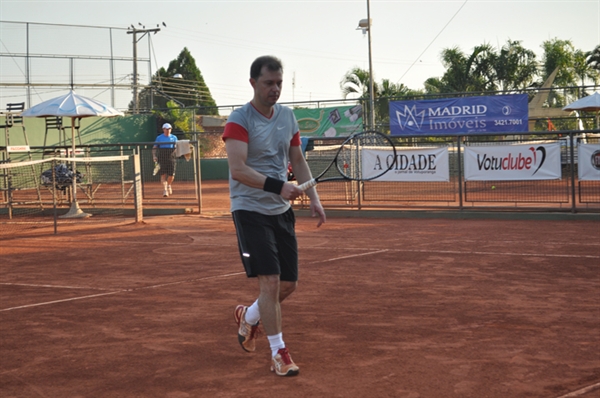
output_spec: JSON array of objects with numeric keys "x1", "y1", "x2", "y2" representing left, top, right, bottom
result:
[{"x1": 357, "y1": 0, "x2": 375, "y2": 130}]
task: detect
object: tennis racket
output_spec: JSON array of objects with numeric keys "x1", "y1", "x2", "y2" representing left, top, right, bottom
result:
[{"x1": 297, "y1": 130, "x2": 397, "y2": 191}]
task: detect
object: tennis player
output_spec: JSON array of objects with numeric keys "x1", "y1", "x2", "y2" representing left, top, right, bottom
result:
[
  {"x1": 222, "y1": 55, "x2": 326, "y2": 377},
  {"x1": 152, "y1": 123, "x2": 178, "y2": 197}
]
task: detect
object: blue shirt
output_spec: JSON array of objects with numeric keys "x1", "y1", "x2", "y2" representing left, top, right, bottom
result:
[{"x1": 154, "y1": 133, "x2": 178, "y2": 148}]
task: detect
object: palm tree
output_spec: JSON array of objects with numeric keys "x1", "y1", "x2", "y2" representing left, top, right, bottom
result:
[
  {"x1": 341, "y1": 68, "x2": 421, "y2": 129},
  {"x1": 586, "y1": 44, "x2": 600, "y2": 72},
  {"x1": 573, "y1": 49, "x2": 599, "y2": 97},
  {"x1": 340, "y1": 67, "x2": 372, "y2": 99},
  {"x1": 491, "y1": 40, "x2": 538, "y2": 92},
  {"x1": 540, "y1": 38, "x2": 577, "y2": 88},
  {"x1": 425, "y1": 44, "x2": 495, "y2": 94}
]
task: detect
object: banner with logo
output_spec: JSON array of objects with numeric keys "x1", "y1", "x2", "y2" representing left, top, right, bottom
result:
[
  {"x1": 464, "y1": 143, "x2": 561, "y2": 181},
  {"x1": 578, "y1": 144, "x2": 600, "y2": 181},
  {"x1": 361, "y1": 147, "x2": 449, "y2": 182},
  {"x1": 390, "y1": 94, "x2": 528, "y2": 136},
  {"x1": 294, "y1": 105, "x2": 363, "y2": 137}
]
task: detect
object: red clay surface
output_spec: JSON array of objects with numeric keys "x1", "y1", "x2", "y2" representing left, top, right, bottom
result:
[{"x1": 1, "y1": 193, "x2": 599, "y2": 397}]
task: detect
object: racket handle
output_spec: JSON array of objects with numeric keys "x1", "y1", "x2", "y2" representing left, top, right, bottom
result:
[{"x1": 297, "y1": 179, "x2": 317, "y2": 191}]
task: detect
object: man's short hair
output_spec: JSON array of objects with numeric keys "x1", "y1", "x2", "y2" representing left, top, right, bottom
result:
[{"x1": 250, "y1": 55, "x2": 283, "y2": 80}]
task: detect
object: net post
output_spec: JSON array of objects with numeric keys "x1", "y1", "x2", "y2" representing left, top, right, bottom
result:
[
  {"x1": 52, "y1": 158, "x2": 58, "y2": 234},
  {"x1": 132, "y1": 153, "x2": 143, "y2": 222},
  {"x1": 194, "y1": 140, "x2": 202, "y2": 214},
  {"x1": 457, "y1": 136, "x2": 464, "y2": 210}
]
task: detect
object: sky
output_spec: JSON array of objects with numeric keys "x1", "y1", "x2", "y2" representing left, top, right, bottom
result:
[{"x1": 1, "y1": 0, "x2": 599, "y2": 111}]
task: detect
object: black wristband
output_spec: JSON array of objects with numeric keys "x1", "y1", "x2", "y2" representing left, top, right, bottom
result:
[{"x1": 263, "y1": 177, "x2": 285, "y2": 194}]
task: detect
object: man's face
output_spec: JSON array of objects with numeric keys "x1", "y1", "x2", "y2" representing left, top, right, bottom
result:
[
  {"x1": 163, "y1": 128, "x2": 171, "y2": 135},
  {"x1": 251, "y1": 66, "x2": 282, "y2": 107}
]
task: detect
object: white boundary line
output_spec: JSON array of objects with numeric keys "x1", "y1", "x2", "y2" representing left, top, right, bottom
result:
[
  {"x1": 310, "y1": 249, "x2": 389, "y2": 263},
  {"x1": 1, "y1": 243, "x2": 597, "y2": 312},
  {"x1": 388, "y1": 248, "x2": 600, "y2": 259},
  {"x1": 0, "y1": 272, "x2": 246, "y2": 312},
  {"x1": 0, "y1": 282, "x2": 117, "y2": 291},
  {"x1": 556, "y1": 382, "x2": 600, "y2": 397},
  {"x1": 0, "y1": 291, "x2": 125, "y2": 312}
]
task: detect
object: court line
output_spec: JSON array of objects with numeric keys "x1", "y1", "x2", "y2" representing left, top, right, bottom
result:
[
  {"x1": 556, "y1": 382, "x2": 600, "y2": 398},
  {"x1": 0, "y1": 272, "x2": 246, "y2": 312},
  {"x1": 0, "y1": 282, "x2": 117, "y2": 291},
  {"x1": 10, "y1": 239, "x2": 596, "y2": 259},
  {"x1": 309, "y1": 249, "x2": 389, "y2": 263},
  {"x1": 1, "y1": 244, "x2": 597, "y2": 312},
  {"x1": 387, "y1": 248, "x2": 600, "y2": 259},
  {"x1": 132, "y1": 272, "x2": 246, "y2": 290},
  {"x1": 307, "y1": 247, "x2": 599, "y2": 260},
  {"x1": 0, "y1": 291, "x2": 125, "y2": 312}
]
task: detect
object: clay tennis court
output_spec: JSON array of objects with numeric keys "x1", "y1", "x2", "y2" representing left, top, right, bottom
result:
[{"x1": 1, "y1": 192, "x2": 599, "y2": 397}]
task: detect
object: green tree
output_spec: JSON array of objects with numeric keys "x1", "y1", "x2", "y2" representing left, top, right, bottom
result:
[
  {"x1": 587, "y1": 44, "x2": 600, "y2": 72},
  {"x1": 540, "y1": 38, "x2": 576, "y2": 88},
  {"x1": 137, "y1": 47, "x2": 218, "y2": 115},
  {"x1": 490, "y1": 40, "x2": 538, "y2": 92},
  {"x1": 538, "y1": 38, "x2": 600, "y2": 109},
  {"x1": 340, "y1": 68, "x2": 421, "y2": 129},
  {"x1": 425, "y1": 41, "x2": 538, "y2": 95},
  {"x1": 574, "y1": 49, "x2": 599, "y2": 99},
  {"x1": 424, "y1": 44, "x2": 495, "y2": 94},
  {"x1": 340, "y1": 67, "x2": 372, "y2": 99}
]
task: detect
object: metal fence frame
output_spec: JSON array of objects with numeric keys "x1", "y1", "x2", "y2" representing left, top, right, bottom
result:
[
  {"x1": 1, "y1": 141, "x2": 202, "y2": 217},
  {"x1": 1, "y1": 132, "x2": 599, "y2": 218},
  {"x1": 298, "y1": 130, "x2": 599, "y2": 213}
]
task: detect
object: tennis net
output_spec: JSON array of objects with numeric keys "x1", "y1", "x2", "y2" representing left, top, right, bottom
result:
[{"x1": 0, "y1": 155, "x2": 142, "y2": 236}]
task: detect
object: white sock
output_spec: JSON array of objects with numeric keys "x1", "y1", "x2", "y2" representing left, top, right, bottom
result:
[
  {"x1": 268, "y1": 333, "x2": 285, "y2": 357},
  {"x1": 162, "y1": 181, "x2": 168, "y2": 189},
  {"x1": 245, "y1": 300, "x2": 260, "y2": 325}
]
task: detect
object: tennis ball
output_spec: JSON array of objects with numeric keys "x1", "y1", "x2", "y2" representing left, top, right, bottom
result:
[{"x1": 491, "y1": 185, "x2": 496, "y2": 190}]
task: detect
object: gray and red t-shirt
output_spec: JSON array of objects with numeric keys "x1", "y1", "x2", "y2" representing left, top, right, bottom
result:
[{"x1": 222, "y1": 102, "x2": 301, "y2": 215}]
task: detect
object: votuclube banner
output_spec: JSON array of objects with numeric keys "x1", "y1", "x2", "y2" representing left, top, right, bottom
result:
[
  {"x1": 578, "y1": 144, "x2": 600, "y2": 181},
  {"x1": 464, "y1": 143, "x2": 561, "y2": 181},
  {"x1": 361, "y1": 147, "x2": 450, "y2": 182},
  {"x1": 389, "y1": 94, "x2": 528, "y2": 136}
]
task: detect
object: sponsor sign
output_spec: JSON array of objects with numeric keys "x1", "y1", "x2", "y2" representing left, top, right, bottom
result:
[
  {"x1": 390, "y1": 94, "x2": 528, "y2": 136},
  {"x1": 361, "y1": 147, "x2": 450, "y2": 182},
  {"x1": 7, "y1": 145, "x2": 30, "y2": 152},
  {"x1": 294, "y1": 105, "x2": 363, "y2": 137},
  {"x1": 59, "y1": 148, "x2": 85, "y2": 156},
  {"x1": 578, "y1": 144, "x2": 600, "y2": 181},
  {"x1": 464, "y1": 143, "x2": 561, "y2": 181}
]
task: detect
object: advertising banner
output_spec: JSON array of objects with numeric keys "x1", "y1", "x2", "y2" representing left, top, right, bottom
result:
[
  {"x1": 390, "y1": 94, "x2": 528, "y2": 136},
  {"x1": 361, "y1": 147, "x2": 449, "y2": 182},
  {"x1": 294, "y1": 105, "x2": 363, "y2": 137},
  {"x1": 578, "y1": 144, "x2": 600, "y2": 181},
  {"x1": 464, "y1": 143, "x2": 561, "y2": 181}
]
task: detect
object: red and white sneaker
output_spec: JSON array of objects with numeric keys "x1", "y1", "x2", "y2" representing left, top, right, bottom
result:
[
  {"x1": 270, "y1": 347, "x2": 299, "y2": 377},
  {"x1": 234, "y1": 305, "x2": 260, "y2": 353}
]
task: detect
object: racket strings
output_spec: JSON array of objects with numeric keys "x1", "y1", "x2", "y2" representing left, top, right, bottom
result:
[{"x1": 337, "y1": 132, "x2": 395, "y2": 179}]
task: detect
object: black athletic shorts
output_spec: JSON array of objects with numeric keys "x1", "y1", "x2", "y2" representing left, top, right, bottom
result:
[
  {"x1": 232, "y1": 208, "x2": 298, "y2": 282},
  {"x1": 157, "y1": 148, "x2": 176, "y2": 176}
]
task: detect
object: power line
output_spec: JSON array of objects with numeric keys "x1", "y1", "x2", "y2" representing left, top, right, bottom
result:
[{"x1": 396, "y1": 0, "x2": 469, "y2": 85}]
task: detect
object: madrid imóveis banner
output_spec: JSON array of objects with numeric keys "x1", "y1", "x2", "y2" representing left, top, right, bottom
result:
[{"x1": 390, "y1": 94, "x2": 528, "y2": 136}]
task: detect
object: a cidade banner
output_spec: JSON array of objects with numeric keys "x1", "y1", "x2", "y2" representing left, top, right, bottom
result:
[
  {"x1": 464, "y1": 143, "x2": 561, "y2": 181},
  {"x1": 361, "y1": 147, "x2": 450, "y2": 182},
  {"x1": 578, "y1": 144, "x2": 600, "y2": 181}
]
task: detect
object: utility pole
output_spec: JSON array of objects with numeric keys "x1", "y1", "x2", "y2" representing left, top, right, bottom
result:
[{"x1": 127, "y1": 24, "x2": 161, "y2": 114}]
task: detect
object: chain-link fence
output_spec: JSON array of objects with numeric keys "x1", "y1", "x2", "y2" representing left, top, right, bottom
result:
[{"x1": 0, "y1": 21, "x2": 152, "y2": 111}]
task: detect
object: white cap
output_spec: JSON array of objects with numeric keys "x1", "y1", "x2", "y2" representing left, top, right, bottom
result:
[{"x1": 162, "y1": 123, "x2": 172, "y2": 129}]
